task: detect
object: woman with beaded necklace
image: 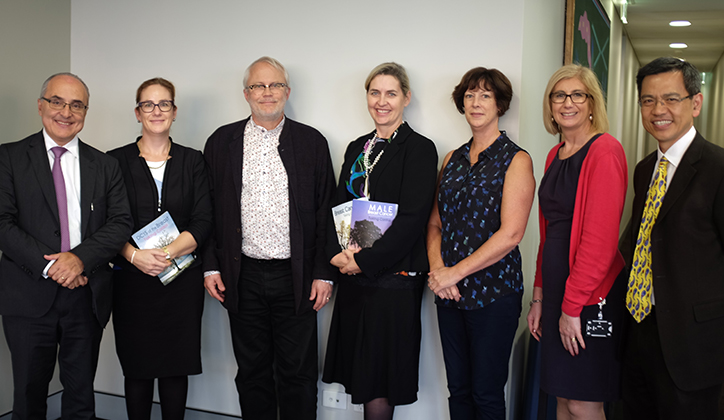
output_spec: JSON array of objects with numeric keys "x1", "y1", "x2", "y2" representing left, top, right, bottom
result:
[
  {"x1": 108, "y1": 78, "x2": 212, "y2": 420},
  {"x1": 322, "y1": 62, "x2": 438, "y2": 420}
]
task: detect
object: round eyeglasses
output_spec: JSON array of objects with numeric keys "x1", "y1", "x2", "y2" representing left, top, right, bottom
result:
[
  {"x1": 41, "y1": 97, "x2": 88, "y2": 113},
  {"x1": 137, "y1": 100, "x2": 174, "y2": 113},
  {"x1": 550, "y1": 92, "x2": 590, "y2": 104}
]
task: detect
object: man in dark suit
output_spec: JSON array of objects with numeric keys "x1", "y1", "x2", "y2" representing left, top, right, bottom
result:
[
  {"x1": 203, "y1": 57, "x2": 335, "y2": 420},
  {"x1": 621, "y1": 57, "x2": 724, "y2": 418},
  {"x1": 0, "y1": 73, "x2": 132, "y2": 419}
]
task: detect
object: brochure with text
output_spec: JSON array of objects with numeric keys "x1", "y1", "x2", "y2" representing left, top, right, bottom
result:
[
  {"x1": 131, "y1": 211, "x2": 195, "y2": 285},
  {"x1": 332, "y1": 199, "x2": 398, "y2": 249}
]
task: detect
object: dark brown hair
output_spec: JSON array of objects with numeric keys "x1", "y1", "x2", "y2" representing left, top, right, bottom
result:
[{"x1": 452, "y1": 67, "x2": 512, "y2": 116}]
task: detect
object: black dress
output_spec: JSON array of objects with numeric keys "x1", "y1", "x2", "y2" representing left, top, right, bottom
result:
[
  {"x1": 322, "y1": 123, "x2": 438, "y2": 406},
  {"x1": 108, "y1": 140, "x2": 213, "y2": 379},
  {"x1": 538, "y1": 135, "x2": 623, "y2": 402}
]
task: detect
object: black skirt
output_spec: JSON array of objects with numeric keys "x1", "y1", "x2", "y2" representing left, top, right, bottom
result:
[
  {"x1": 322, "y1": 276, "x2": 424, "y2": 405},
  {"x1": 112, "y1": 264, "x2": 204, "y2": 379}
]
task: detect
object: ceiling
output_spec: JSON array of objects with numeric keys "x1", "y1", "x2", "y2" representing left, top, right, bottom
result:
[{"x1": 615, "y1": 0, "x2": 724, "y2": 72}]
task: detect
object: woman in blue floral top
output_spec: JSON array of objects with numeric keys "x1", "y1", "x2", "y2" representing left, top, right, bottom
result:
[{"x1": 426, "y1": 67, "x2": 535, "y2": 419}]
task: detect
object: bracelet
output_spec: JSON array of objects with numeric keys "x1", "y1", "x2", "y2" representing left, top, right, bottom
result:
[
  {"x1": 163, "y1": 246, "x2": 171, "y2": 260},
  {"x1": 529, "y1": 299, "x2": 542, "y2": 307},
  {"x1": 130, "y1": 249, "x2": 138, "y2": 265}
]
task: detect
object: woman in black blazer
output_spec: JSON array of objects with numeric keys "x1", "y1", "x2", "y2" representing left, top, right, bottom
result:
[
  {"x1": 322, "y1": 63, "x2": 438, "y2": 420},
  {"x1": 108, "y1": 78, "x2": 212, "y2": 420}
]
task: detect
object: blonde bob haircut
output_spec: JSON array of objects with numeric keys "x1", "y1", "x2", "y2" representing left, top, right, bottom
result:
[{"x1": 542, "y1": 64, "x2": 609, "y2": 135}]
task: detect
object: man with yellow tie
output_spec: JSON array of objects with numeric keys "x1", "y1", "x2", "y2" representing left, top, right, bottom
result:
[{"x1": 621, "y1": 57, "x2": 724, "y2": 419}]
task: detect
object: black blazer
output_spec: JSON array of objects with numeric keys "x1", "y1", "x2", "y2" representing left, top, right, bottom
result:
[
  {"x1": 325, "y1": 122, "x2": 438, "y2": 278},
  {"x1": 0, "y1": 131, "x2": 132, "y2": 326},
  {"x1": 107, "y1": 139, "x2": 213, "y2": 273},
  {"x1": 621, "y1": 132, "x2": 724, "y2": 391},
  {"x1": 203, "y1": 117, "x2": 336, "y2": 314}
]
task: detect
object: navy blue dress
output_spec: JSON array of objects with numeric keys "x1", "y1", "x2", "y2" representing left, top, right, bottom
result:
[{"x1": 538, "y1": 135, "x2": 622, "y2": 402}]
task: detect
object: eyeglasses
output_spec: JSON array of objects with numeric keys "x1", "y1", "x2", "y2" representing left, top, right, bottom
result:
[
  {"x1": 41, "y1": 97, "x2": 88, "y2": 113},
  {"x1": 246, "y1": 83, "x2": 288, "y2": 93},
  {"x1": 137, "y1": 100, "x2": 174, "y2": 113},
  {"x1": 639, "y1": 95, "x2": 692, "y2": 108},
  {"x1": 550, "y1": 92, "x2": 590, "y2": 104}
]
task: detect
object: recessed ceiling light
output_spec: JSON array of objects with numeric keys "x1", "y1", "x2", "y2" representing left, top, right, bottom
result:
[
  {"x1": 669, "y1": 20, "x2": 692, "y2": 27},
  {"x1": 669, "y1": 43, "x2": 688, "y2": 49}
]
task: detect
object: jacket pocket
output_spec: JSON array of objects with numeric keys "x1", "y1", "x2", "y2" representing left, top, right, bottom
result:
[{"x1": 693, "y1": 298, "x2": 724, "y2": 323}]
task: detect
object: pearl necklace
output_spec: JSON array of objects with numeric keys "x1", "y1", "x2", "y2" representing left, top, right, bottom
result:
[{"x1": 361, "y1": 127, "x2": 399, "y2": 197}]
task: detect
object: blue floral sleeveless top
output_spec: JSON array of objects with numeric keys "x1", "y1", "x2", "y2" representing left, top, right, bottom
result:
[{"x1": 436, "y1": 132, "x2": 525, "y2": 309}]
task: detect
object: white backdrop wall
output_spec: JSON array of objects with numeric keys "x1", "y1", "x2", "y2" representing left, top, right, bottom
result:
[{"x1": 67, "y1": 0, "x2": 565, "y2": 418}]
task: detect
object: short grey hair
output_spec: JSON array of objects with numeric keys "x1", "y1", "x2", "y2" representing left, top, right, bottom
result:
[
  {"x1": 40, "y1": 72, "x2": 90, "y2": 102},
  {"x1": 242, "y1": 56, "x2": 290, "y2": 88}
]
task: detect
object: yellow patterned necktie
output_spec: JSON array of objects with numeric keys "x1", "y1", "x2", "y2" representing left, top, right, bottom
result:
[{"x1": 627, "y1": 157, "x2": 669, "y2": 322}]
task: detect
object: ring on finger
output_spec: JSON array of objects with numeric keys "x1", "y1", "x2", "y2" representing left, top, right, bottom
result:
[{"x1": 571, "y1": 337, "x2": 576, "y2": 343}]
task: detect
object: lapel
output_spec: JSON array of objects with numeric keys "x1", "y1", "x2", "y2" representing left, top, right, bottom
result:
[
  {"x1": 229, "y1": 118, "x2": 248, "y2": 203},
  {"x1": 277, "y1": 119, "x2": 297, "y2": 197},
  {"x1": 78, "y1": 140, "x2": 97, "y2": 238},
  {"x1": 27, "y1": 132, "x2": 60, "y2": 221},
  {"x1": 367, "y1": 122, "x2": 409, "y2": 199},
  {"x1": 657, "y1": 133, "x2": 703, "y2": 222}
]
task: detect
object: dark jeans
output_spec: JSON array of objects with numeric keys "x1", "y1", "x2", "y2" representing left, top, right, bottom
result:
[
  {"x1": 437, "y1": 292, "x2": 522, "y2": 420},
  {"x1": 228, "y1": 256, "x2": 317, "y2": 420},
  {"x1": 622, "y1": 307, "x2": 722, "y2": 420},
  {"x1": 3, "y1": 286, "x2": 102, "y2": 420}
]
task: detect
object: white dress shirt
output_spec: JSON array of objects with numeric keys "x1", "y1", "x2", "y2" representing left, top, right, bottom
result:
[
  {"x1": 649, "y1": 125, "x2": 696, "y2": 304},
  {"x1": 42, "y1": 129, "x2": 82, "y2": 276}
]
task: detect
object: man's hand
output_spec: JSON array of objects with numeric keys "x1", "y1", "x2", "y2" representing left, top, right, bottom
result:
[
  {"x1": 309, "y1": 280, "x2": 333, "y2": 311},
  {"x1": 45, "y1": 252, "x2": 84, "y2": 287},
  {"x1": 204, "y1": 273, "x2": 226, "y2": 303}
]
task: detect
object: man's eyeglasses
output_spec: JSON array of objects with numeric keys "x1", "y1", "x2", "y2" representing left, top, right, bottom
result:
[
  {"x1": 137, "y1": 101, "x2": 175, "y2": 113},
  {"x1": 41, "y1": 97, "x2": 88, "y2": 113},
  {"x1": 550, "y1": 92, "x2": 590, "y2": 104},
  {"x1": 639, "y1": 95, "x2": 692, "y2": 108},
  {"x1": 246, "y1": 83, "x2": 288, "y2": 93}
]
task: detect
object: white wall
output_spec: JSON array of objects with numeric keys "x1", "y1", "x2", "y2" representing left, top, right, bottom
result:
[
  {"x1": 0, "y1": 0, "x2": 71, "y2": 415},
  {"x1": 68, "y1": 0, "x2": 568, "y2": 418},
  {"x1": 705, "y1": 52, "x2": 724, "y2": 148}
]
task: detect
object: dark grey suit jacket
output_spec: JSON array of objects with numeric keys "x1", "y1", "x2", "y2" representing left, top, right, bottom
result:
[
  {"x1": 202, "y1": 117, "x2": 336, "y2": 314},
  {"x1": 621, "y1": 132, "x2": 724, "y2": 391},
  {"x1": 0, "y1": 131, "x2": 132, "y2": 327}
]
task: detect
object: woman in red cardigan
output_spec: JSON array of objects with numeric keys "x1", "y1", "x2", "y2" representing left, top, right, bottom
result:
[{"x1": 526, "y1": 65, "x2": 627, "y2": 420}]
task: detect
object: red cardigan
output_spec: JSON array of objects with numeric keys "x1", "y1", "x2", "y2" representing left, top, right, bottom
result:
[{"x1": 534, "y1": 133, "x2": 628, "y2": 317}]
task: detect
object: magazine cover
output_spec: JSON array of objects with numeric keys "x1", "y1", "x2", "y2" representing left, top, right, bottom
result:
[
  {"x1": 131, "y1": 211, "x2": 195, "y2": 285},
  {"x1": 348, "y1": 199, "x2": 398, "y2": 248},
  {"x1": 332, "y1": 200, "x2": 354, "y2": 249}
]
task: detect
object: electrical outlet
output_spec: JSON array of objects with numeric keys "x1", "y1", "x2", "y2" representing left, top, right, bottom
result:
[
  {"x1": 322, "y1": 390, "x2": 347, "y2": 409},
  {"x1": 352, "y1": 403, "x2": 364, "y2": 412}
]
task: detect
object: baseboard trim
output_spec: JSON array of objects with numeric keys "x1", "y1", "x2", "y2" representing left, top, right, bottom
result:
[{"x1": 0, "y1": 391, "x2": 242, "y2": 420}]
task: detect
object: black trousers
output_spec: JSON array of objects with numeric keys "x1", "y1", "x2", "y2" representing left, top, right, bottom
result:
[
  {"x1": 622, "y1": 307, "x2": 722, "y2": 420},
  {"x1": 228, "y1": 256, "x2": 317, "y2": 420},
  {"x1": 3, "y1": 285, "x2": 102, "y2": 420}
]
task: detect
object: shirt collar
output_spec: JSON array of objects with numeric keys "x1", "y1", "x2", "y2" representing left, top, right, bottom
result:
[
  {"x1": 657, "y1": 125, "x2": 696, "y2": 169},
  {"x1": 42, "y1": 128, "x2": 79, "y2": 158},
  {"x1": 464, "y1": 131, "x2": 505, "y2": 163},
  {"x1": 249, "y1": 115, "x2": 285, "y2": 135}
]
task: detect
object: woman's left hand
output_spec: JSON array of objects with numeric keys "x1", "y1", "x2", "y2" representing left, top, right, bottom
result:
[
  {"x1": 435, "y1": 285, "x2": 461, "y2": 301},
  {"x1": 559, "y1": 312, "x2": 586, "y2": 356},
  {"x1": 427, "y1": 266, "x2": 462, "y2": 294}
]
